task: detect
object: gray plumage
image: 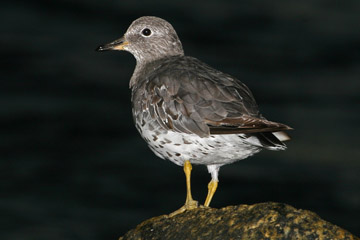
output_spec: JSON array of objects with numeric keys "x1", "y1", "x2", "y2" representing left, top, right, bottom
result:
[{"x1": 97, "y1": 16, "x2": 291, "y2": 194}]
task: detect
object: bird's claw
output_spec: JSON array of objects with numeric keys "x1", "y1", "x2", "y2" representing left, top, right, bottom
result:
[{"x1": 168, "y1": 199, "x2": 198, "y2": 217}]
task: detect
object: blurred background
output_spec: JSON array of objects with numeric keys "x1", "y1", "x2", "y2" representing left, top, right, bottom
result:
[{"x1": 1, "y1": 0, "x2": 360, "y2": 239}]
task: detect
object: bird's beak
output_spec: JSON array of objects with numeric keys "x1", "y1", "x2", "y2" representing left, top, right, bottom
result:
[{"x1": 96, "y1": 36, "x2": 129, "y2": 52}]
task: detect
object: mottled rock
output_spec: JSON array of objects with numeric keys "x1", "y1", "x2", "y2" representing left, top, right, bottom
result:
[{"x1": 119, "y1": 202, "x2": 359, "y2": 240}]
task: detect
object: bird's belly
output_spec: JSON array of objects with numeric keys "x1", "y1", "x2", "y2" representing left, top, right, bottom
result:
[{"x1": 137, "y1": 122, "x2": 261, "y2": 166}]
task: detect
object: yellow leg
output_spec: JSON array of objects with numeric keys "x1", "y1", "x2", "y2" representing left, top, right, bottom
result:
[
  {"x1": 204, "y1": 180, "x2": 218, "y2": 207},
  {"x1": 168, "y1": 160, "x2": 198, "y2": 217}
]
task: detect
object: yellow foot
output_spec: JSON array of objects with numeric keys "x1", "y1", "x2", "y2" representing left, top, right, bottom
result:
[
  {"x1": 168, "y1": 160, "x2": 199, "y2": 217},
  {"x1": 204, "y1": 180, "x2": 218, "y2": 207},
  {"x1": 168, "y1": 199, "x2": 198, "y2": 217}
]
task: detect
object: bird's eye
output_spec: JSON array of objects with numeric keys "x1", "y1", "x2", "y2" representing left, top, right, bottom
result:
[{"x1": 141, "y1": 28, "x2": 152, "y2": 36}]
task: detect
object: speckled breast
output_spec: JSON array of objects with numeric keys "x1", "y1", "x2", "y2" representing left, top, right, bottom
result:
[{"x1": 133, "y1": 110, "x2": 261, "y2": 167}]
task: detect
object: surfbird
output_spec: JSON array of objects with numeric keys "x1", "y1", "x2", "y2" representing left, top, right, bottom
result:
[{"x1": 96, "y1": 16, "x2": 292, "y2": 216}]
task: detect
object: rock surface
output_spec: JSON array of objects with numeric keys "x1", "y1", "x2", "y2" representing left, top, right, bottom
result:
[{"x1": 119, "y1": 202, "x2": 359, "y2": 240}]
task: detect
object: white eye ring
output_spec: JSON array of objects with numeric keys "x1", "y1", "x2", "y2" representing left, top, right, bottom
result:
[{"x1": 141, "y1": 28, "x2": 152, "y2": 37}]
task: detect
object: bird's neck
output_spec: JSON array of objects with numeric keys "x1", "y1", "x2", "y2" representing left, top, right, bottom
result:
[
  {"x1": 129, "y1": 54, "x2": 183, "y2": 88},
  {"x1": 129, "y1": 64, "x2": 144, "y2": 89}
]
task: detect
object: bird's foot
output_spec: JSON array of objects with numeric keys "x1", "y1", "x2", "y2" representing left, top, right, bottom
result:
[{"x1": 168, "y1": 199, "x2": 198, "y2": 217}]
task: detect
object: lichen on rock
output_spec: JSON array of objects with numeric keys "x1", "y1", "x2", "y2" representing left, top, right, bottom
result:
[{"x1": 119, "y1": 202, "x2": 359, "y2": 240}]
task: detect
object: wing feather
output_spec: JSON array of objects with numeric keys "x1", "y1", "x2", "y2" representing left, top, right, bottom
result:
[{"x1": 132, "y1": 56, "x2": 292, "y2": 138}]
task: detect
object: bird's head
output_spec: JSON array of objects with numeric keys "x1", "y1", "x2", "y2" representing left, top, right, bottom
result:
[{"x1": 96, "y1": 16, "x2": 184, "y2": 63}]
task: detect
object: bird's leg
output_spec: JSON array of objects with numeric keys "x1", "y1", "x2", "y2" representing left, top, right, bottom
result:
[
  {"x1": 168, "y1": 160, "x2": 198, "y2": 217},
  {"x1": 204, "y1": 164, "x2": 220, "y2": 207},
  {"x1": 204, "y1": 180, "x2": 218, "y2": 207},
  {"x1": 183, "y1": 160, "x2": 198, "y2": 208}
]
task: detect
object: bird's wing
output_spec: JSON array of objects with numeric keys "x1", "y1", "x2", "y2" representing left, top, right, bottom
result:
[{"x1": 133, "y1": 57, "x2": 291, "y2": 138}]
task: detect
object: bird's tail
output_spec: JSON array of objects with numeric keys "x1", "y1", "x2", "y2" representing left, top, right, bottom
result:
[{"x1": 252, "y1": 131, "x2": 289, "y2": 150}]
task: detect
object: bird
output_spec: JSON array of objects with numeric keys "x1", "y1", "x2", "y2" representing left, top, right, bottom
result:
[{"x1": 96, "y1": 16, "x2": 292, "y2": 216}]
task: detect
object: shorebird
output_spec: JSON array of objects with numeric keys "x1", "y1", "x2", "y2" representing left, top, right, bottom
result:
[{"x1": 96, "y1": 16, "x2": 291, "y2": 216}]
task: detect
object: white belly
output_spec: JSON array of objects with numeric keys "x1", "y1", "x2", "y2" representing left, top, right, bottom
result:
[{"x1": 139, "y1": 124, "x2": 261, "y2": 167}]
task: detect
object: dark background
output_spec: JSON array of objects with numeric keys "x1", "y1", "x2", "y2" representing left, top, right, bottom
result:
[{"x1": 2, "y1": 0, "x2": 360, "y2": 239}]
